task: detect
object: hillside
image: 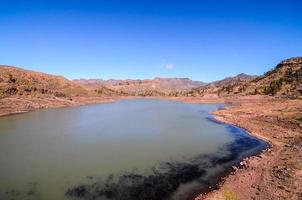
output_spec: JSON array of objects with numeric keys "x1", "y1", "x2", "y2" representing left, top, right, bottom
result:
[
  {"x1": 0, "y1": 56, "x2": 301, "y2": 116},
  {"x1": 247, "y1": 57, "x2": 302, "y2": 97},
  {"x1": 0, "y1": 66, "x2": 124, "y2": 99},
  {"x1": 0, "y1": 66, "x2": 205, "y2": 100},
  {"x1": 186, "y1": 57, "x2": 302, "y2": 98},
  {"x1": 74, "y1": 77, "x2": 205, "y2": 96},
  {"x1": 0, "y1": 66, "x2": 119, "y2": 116},
  {"x1": 0, "y1": 66, "x2": 90, "y2": 99},
  {"x1": 179, "y1": 73, "x2": 256, "y2": 97}
]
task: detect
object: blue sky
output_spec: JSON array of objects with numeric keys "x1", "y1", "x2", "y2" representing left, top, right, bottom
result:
[{"x1": 0, "y1": 0, "x2": 301, "y2": 82}]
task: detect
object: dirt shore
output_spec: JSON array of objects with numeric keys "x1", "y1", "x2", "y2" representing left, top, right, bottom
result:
[
  {"x1": 0, "y1": 95, "x2": 301, "y2": 200},
  {"x1": 0, "y1": 96, "x2": 118, "y2": 117},
  {"x1": 190, "y1": 96, "x2": 302, "y2": 200}
]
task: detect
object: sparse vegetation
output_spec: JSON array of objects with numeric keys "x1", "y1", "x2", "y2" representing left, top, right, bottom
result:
[
  {"x1": 254, "y1": 88, "x2": 260, "y2": 95},
  {"x1": 251, "y1": 75, "x2": 264, "y2": 83},
  {"x1": 8, "y1": 73, "x2": 16, "y2": 83},
  {"x1": 264, "y1": 79, "x2": 283, "y2": 95},
  {"x1": 238, "y1": 85, "x2": 246, "y2": 93},
  {"x1": 220, "y1": 85, "x2": 234, "y2": 94},
  {"x1": 0, "y1": 88, "x2": 5, "y2": 98},
  {"x1": 24, "y1": 80, "x2": 34, "y2": 90},
  {"x1": 223, "y1": 189, "x2": 238, "y2": 200}
]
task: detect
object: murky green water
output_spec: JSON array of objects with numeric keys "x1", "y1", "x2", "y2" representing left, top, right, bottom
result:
[{"x1": 0, "y1": 99, "x2": 266, "y2": 200}]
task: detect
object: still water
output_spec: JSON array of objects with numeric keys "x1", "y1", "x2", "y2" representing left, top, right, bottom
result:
[{"x1": 0, "y1": 99, "x2": 266, "y2": 200}]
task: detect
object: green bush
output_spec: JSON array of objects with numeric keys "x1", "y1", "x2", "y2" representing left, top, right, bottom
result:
[
  {"x1": 264, "y1": 79, "x2": 282, "y2": 95},
  {"x1": 221, "y1": 85, "x2": 234, "y2": 94},
  {"x1": 296, "y1": 116, "x2": 302, "y2": 123}
]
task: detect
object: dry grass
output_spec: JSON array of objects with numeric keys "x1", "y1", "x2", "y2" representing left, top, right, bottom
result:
[{"x1": 223, "y1": 189, "x2": 238, "y2": 200}]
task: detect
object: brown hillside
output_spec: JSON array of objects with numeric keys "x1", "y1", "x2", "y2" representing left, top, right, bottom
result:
[
  {"x1": 0, "y1": 65, "x2": 90, "y2": 99},
  {"x1": 248, "y1": 57, "x2": 302, "y2": 97},
  {"x1": 185, "y1": 57, "x2": 302, "y2": 98},
  {"x1": 182, "y1": 73, "x2": 257, "y2": 97},
  {"x1": 74, "y1": 77, "x2": 205, "y2": 96}
]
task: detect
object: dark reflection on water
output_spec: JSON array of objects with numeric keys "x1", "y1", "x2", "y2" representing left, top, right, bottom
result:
[
  {"x1": 66, "y1": 116, "x2": 267, "y2": 200},
  {"x1": 0, "y1": 99, "x2": 267, "y2": 200}
]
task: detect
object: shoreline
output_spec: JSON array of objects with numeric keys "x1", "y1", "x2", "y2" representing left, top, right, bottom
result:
[
  {"x1": 186, "y1": 115, "x2": 270, "y2": 200},
  {"x1": 0, "y1": 95, "x2": 301, "y2": 199},
  {"x1": 191, "y1": 114, "x2": 272, "y2": 200},
  {"x1": 212, "y1": 115, "x2": 272, "y2": 147},
  {"x1": 0, "y1": 96, "x2": 118, "y2": 117},
  {"x1": 187, "y1": 108, "x2": 271, "y2": 200},
  {"x1": 193, "y1": 97, "x2": 302, "y2": 200},
  {"x1": 0, "y1": 95, "x2": 226, "y2": 118}
]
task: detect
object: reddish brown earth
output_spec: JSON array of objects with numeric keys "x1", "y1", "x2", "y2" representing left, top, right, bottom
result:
[
  {"x1": 188, "y1": 96, "x2": 302, "y2": 200},
  {"x1": 0, "y1": 65, "x2": 119, "y2": 116},
  {"x1": 0, "y1": 96, "x2": 117, "y2": 117},
  {"x1": 73, "y1": 77, "x2": 205, "y2": 96}
]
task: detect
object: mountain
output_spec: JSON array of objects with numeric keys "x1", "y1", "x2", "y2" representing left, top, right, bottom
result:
[
  {"x1": 246, "y1": 57, "x2": 302, "y2": 97},
  {"x1": 0, "y1": 65, "x2": 121, "y2": 100},
  {"x1": 1, "y1": 57, "x2": 300, "y2": 117},
  {"x1": 73, "y1": 77, "x2": 206, "y2": 96},
  {"x1": 185, "y1": 57, "x2": 302, "y2": 98},
  {"x1": 1, "y1": 56, "x2": 301, "y2": 101},
  {"x1": 0, "y1": 65, "x2": 205, "y2": 100},
  {"x1": 183, "y1": 73, "x2": 257, "y2": 97},
  {"x1": 0, "y1": 65, "x2": 89, "y2": 98},
  {"x1": 209, "y1": 73, "x2": 257, "y2": 87}
]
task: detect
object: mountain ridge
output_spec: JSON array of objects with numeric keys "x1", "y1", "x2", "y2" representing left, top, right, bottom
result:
[
  {"x1": 73, "y1": 77, "x2": 206, "y2": 96},
  {"x1": 185, "y1": 57, "x2": 302, "y2": 98},
  {"x1": 1, "y1": 56, "x2": 301, "y2": 100}
]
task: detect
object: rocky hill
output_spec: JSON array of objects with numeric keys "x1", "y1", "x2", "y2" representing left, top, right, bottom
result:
[
  {"x1": 247, "y1": 57, "x2": 302, "y2": 97},
  {"x1": 0, "y1": 66, "x2": 121, "y2": 116},
  {"x1": 209, "y1": 73, "x2": 257, "y2": 87},
  {"x1": 0, "y1": 66, "x2": 120, "y2": 100},
  {"x1": 1, "y1": 57, "x2": 301, "y2": 102},
  {"x1": 186, "y1": 73, "x2": 256, "y2": 97},
  {"x1": 74, "y1": 77, "x2": 205, "y2": 96},
  {"x1": 185, "y1": 57, "x2": 302, "y2": 98}
]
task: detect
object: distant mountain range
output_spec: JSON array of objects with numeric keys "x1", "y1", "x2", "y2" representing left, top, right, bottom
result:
[
  {"x1": 1, "y1": 57, "x2": 301, "y2": 100},
  {"x1": 73, "y1": 77, "x2": 206, "y2": 96}
]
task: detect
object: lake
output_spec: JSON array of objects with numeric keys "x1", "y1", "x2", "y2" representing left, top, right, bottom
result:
[{"x1": 0, "y1": 99, "x2": 267, "y2": 200}]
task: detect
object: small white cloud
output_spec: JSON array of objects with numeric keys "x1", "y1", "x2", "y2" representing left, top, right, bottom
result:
[{"x1": 164, "y1": 63, "x2": 174, "y2": 69}]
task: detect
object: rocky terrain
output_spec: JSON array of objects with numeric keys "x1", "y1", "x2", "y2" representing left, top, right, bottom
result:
[
  {"x1": 0, "y1": 66, "x2": 117, "y2": 116},
  {"x1": 187, "y1": 57, "x2": 302, "y2": 98},
  {"x1": 248, "y1": 57, "x2": 302, "y2": 97},
  {"x1": 177, "y1": 73, "x2": 257, "y2": 98},
  {"x1": 74, "y1": 77, "x2": 205, "y2": 96},
  {"x1": 1, "y1": 57, "x2": 301, "y2": 113},
  {"x1": 0, "y1": 65, "x2": 206, "y2": 116}
]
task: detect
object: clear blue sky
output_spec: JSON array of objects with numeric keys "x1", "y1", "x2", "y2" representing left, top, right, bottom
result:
[{"x1": 0, "y1": 0, "x2": 301, "y2": 82}]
